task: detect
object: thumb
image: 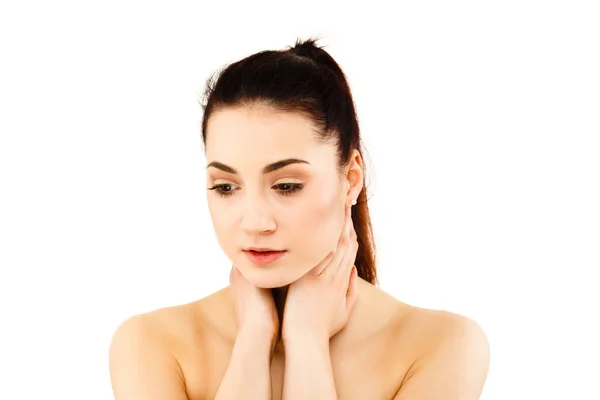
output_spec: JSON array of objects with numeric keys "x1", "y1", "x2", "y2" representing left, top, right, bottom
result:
[{"x1": 230, "y1": 265, "x2": 242, "y2": 284}]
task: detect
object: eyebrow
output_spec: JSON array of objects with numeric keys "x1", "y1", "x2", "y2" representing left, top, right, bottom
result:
[{"x1": 206, "y1": 158, "x2": 311, "y2": 175}]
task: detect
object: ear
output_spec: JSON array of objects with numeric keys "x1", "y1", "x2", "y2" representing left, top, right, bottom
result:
[{"x1": 345, "y1": 149, "x2": 364, "y2": 207}]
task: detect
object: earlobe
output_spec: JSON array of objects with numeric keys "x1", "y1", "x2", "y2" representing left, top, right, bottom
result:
[
  {"x1": 347, "y1": 174, "x2": 363, "y2": 207},
  {"x1": 346, "y1": 176, "x2": 360, "y2": 207},
  {"x1": 345, "y1": 154, "x2": 363, "y2": 208}
]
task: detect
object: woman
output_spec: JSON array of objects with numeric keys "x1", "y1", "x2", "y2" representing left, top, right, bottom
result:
[{"x1": 109, "y1": 38, "x2": 490, "y2": 399}]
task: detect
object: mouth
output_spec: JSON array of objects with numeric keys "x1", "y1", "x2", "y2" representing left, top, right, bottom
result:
[
  {"x1": 244, "y1": 247, "x2": 284, "y2": 252},
  {"x1": 243, "y1": 249, "x2": 287, "y2": 265}
]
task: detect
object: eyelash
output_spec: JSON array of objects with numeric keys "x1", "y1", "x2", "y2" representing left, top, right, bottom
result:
[{"x1": 208, "y1": 183, "x2": 304, "y2": 198}]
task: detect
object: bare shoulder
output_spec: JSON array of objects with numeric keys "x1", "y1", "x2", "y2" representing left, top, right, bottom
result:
[
  {"x1": 391, "y1": 304, "x2": 490, "y2": 399},
  {"x1": 395, "y1": 304, "x2": 489, "y2": 356},
  {"x1": 108, "y1": 307, "x2": 190, "y2": 399},
  {"x1": 108, "y1": 293, "x2": 223, "y2": 400}
]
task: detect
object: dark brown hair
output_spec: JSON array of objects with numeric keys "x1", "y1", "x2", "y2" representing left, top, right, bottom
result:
[{"x1": 199, "y1": 37, "x2": 378, "y2": 286}]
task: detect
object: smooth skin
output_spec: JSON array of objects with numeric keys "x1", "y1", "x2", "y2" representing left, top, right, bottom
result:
[
  {"x1": 109, "y1": 107, "x2": 490, "y2": 399},
  {"x1": 279, "y1": 204, "x2": 360, "y2": 399}
]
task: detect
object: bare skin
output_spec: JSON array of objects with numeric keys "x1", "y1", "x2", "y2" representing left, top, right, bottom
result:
[
  {"x1": 109, "y1": 106, "x2": 489, "y2": 399},
  {"x1": 109, "y1": 257, "x2": 488, "y2": 400},
  {"x1": 127, "y1": 279, "x2": 453, "y2": 400}
]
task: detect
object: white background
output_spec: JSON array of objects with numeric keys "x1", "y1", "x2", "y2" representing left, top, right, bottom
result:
[{"x1": 1, "y1": 1, "x2": 598, "y2": 399}]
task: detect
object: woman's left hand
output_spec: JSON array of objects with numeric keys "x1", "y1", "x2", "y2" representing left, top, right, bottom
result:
[{"x1": 281, "y1": 204, "x2": 359, "y2": 344}]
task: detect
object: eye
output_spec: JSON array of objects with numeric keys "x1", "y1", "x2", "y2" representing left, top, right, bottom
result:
[
  {"x1": 208, "y1": 183, "x2": 239, "y2": 198},
  {"x1": 208, "y1": 183, "x2": 304, "y2": 198},
  {"x1": 273, "y1": 183, "x2": 303, "y2": 197}
]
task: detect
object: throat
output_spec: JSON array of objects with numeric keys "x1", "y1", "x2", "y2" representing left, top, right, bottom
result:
[{"x1": 271, "y1": 285, "x2": 289, "y2": 342}]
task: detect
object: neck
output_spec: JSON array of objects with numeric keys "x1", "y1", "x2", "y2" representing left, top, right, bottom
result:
[
  {"x1": 221, "y1": 278, "x2": 373, "y2": 355},
  {"x1": 271, "y1": 285, "x2": 289, "y2": 349}
]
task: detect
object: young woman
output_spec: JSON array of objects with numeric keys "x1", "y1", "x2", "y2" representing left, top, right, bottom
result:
[{"x1": 109, "y1": 38, "x2": 490, "y2": 400}]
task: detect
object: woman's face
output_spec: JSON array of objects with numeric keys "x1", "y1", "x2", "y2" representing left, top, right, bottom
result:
[{"x1": 205, "y1": 106, "x2": 360, "y2": 288}]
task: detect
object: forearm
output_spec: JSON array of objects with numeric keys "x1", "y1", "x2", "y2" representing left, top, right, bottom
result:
[
  {"x1": 282, "y1": 336, "x2": 337, "y2": 399},
  {"x1": 215, "y1": 332, "x2": 274, "y2": 399}
]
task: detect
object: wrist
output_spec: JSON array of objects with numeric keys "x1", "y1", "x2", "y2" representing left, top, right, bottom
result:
[
  {"x1": 237, "y1": 322, "x2": 277, "y2": 341},
  {"x1": 282, "y1": 331, "x2": 329, "y2": 351},
  {"x1": 235, "y1": 328, "x2": 277, "y2": 356}
]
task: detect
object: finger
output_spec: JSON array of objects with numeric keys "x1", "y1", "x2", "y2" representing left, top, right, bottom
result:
[
  {"x1": 346, "y1": 266, "x2": 357, "y2": 295},
  {"x1": 335, "y1": 215, "x2": 358, "y2": 275},
  {"x1": 336, "y1": 205, "x2": 351, "y2": 247},
  {"x1": 231, "y1": 266, "x2": 249, "y2": 285},
  {"x1": 345, "y1": 266, "x2": 359, "y2": 312},
  {"x1": 310, "y1": 250, "x2": 336, "y2": 276},
  {"x1": 317, "y1": 206, "x2": 353, "y2": 279},
  {"x1": 319, "y1": 243, "x2": 348, "y2": 280},
  {"x1": 336, "y1": 237, "x2": 358, "y2": 281},
  {"x1": 325, "y1": 225, "x2": 357, "y2": 281},
  {"x1": 349, "y1": 215, "x2": 357, "y2": 241},
  {"x1": 343, "y1": 205, "x2": 353, "y2": 245},
  {"x1": 229, "y1": 266, "x2": 235, "y2": 284}
]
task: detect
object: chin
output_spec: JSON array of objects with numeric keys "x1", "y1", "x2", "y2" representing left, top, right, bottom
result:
[
  {"x1": 237, "y1": 258, "x2": 308, "y2": 289},
  {"x1": 240, "y1": 268, "x2": 298, "y2": 289}
]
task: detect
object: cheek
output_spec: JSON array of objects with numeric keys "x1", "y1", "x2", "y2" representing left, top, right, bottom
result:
[
  {"x1": 207, "y1": 203, "x2": 235, "y2": 250},
  {"x1": 301, "y1": 182, "x2": 336, "y2": 221},
  {"x1": 310, "y1": 176, "x2": 341, "y2": 216},
  {"x1": 297, "y1": 187, "x2": 343, "y2": 256}
]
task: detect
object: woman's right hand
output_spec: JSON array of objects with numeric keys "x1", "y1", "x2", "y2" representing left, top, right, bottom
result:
[
  {"x1": 229, "y1": 265, "x2": 279, "y2": 347},
  {"x1": 213, "y1": 267, "x2": 277, "y2": 399}
]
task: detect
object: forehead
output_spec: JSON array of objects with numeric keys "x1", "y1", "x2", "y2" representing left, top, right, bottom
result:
[{"x1": 205, "y1": 106, "x2": 330, "y2": 165}]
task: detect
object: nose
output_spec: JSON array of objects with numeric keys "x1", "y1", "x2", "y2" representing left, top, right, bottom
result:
[{"x1": 240, "y1": 196, "x2": 277, "y2": 235}]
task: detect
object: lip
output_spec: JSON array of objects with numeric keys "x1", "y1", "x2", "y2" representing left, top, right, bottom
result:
[
  {"x1": 244, "y1": 250, "x2": 287, "y2": 265},
  {"x1": 244, "y1": 247, "x2": 283, "y2": 252}
]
